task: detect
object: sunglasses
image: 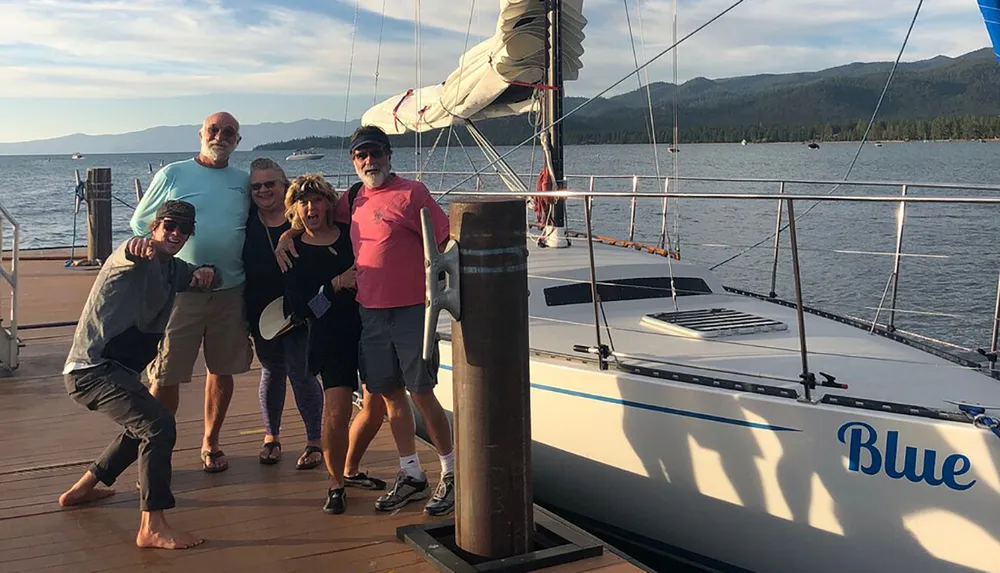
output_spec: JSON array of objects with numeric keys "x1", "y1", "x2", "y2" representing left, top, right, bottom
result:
[
  {"x1": 207, "y1": 125, "x2": 239, "y2": 140},
  {"x1": 293, "y1": 190, "x2": 326, "y2": 204},
  {"x1": 352, "y1": 147, "x2": 386, "y2": 161},
  {"x1": 251, "y1": 180, "x2": 280, "y2": 191},
  {"x1": 162, "y1": 220, "x2": 194, "y2": 236}
]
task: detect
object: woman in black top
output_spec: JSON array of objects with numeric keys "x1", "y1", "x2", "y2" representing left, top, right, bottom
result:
[
  {"x1": 281, "y1": 174, "x2": 384, "y2": 514},
  {"x1": 244, "y1": 159, "x2": 324, "y2": 470}
]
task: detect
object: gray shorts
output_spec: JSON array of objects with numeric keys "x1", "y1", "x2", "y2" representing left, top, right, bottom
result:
[{"x1": 358, "y1": 304, "x2": 439, "y2": 395}]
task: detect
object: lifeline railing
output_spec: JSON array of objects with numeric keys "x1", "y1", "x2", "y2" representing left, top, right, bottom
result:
[
  {"x1": 393, "y1": 174, "x2": 1000, "y2": 403},
  {"x1": 0, "y1": 200, "x2": 20, "y2": 372},
  {"x1": 326, "y1": 170, "x2": 1000, "y2": 356}
]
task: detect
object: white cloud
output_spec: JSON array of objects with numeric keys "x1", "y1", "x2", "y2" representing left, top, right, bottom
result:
[{"x1": 0, "y1": 0, "x2": 992, "y2": 104}]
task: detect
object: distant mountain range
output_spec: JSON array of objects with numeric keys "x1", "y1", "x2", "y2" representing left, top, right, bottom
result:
[
  {"x1": 5, "y1": 47, "x2": 1000, "y2": 155},
  {"x1": 551, "y1": 46, "x2": 1000, "y2": 144},
  {"x1": 0, "y1": 119, "x2": 360, "y2": 156},
  {"x1": 258, "y1": 47, "x2": 1000, "y2": 148}
]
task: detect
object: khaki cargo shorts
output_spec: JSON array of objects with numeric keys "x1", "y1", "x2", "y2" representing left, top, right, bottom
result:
[{"x1": 146, "y1": 285, "x2": 253, "y2": 387}]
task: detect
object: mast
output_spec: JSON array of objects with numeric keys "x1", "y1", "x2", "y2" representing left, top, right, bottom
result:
[{"x1": 542, "y1": 0, "x2": 569, "y2": 248}]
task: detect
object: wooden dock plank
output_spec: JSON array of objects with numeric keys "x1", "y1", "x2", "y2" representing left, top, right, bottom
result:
[{"x1": 0, "y1": 256, "x2": 645, "y2": 573}]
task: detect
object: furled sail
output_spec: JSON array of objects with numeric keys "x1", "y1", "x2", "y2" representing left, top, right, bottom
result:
[
  {"x1": 361, "y1": 0, "x2": 586, "y2": 134},
  {"x1": 980, "y1": 0, "x2": 1000, "y2": 61}
]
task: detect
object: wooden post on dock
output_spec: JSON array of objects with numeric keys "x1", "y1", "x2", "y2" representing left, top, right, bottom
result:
[
  {"x1": 451, "y1": 197, "x2": 533, "y2": 560},
  {"x1": 85, "y1": 168, "x2": 112, "y2": 264}
]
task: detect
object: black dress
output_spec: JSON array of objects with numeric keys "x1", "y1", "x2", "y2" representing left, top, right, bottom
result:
[
  {"x1": 243, "y1": 204, "x2": 294, "y2": 340},
  {"x1": 282, "y1": 222, "x2": 361, "y2": 390}
]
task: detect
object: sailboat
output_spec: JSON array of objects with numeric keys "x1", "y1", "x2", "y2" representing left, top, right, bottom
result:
[{"x1": 359, "y1": 2, "x2": 1000, "y2": 572}]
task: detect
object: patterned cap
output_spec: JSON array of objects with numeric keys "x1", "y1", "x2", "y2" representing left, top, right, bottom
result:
[{"x1": 154, "y1": 200, "x2": 196, "y2": 224}]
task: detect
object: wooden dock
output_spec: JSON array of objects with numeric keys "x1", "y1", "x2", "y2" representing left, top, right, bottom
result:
[{"x1": 0, "y1": 253, "x2": 646, "y2": 573}]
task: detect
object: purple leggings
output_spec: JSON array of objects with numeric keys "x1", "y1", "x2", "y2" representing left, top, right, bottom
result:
[{"x1": 253, "y1": 327, "x2": 323, "y2": 442}]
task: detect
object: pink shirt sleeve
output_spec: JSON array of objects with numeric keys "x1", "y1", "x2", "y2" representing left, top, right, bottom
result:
[
  {"x1": 405, "y1": 184, "x2": 450, "y2": 245},
  {"x1": 424, "y1": 193, "x2": 450, "y2": 246}
]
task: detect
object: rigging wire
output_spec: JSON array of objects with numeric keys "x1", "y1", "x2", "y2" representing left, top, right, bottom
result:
[
  {"x1": 414, "y1": 0, "x2": 422, "y2": 177},
  {"x1": 434, "y1": 0, "x2": 480, "y2": 187},
  {"x1": 440, "y1": 125, "x2": 457, "y2": 191},
  {"x1": 373, "y1": 0, "x2": 387, "y2": 106},
  {"x1": 435, "y1": 0, "x2": 749, "y2": 202},
  {"x1": 668, "y1": 0, "x2": 682, "y2": 258},
  {"x1": 709, "y1": 0, "x2": 926, "y2": 271},
  {"x1": 338, "y1": 0, "x2": 363, "y2": 188},
  {"x1": 622, "y1": 0, "x2": 677, "y2": 309},
  {"x1": 622, "y1": 0, "x2": 663, "y2": 188}
]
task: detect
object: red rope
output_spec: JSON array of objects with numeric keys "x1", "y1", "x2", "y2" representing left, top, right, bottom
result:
[{"x1": 391, "y1": 89, "x2": 414, "y2": 131}]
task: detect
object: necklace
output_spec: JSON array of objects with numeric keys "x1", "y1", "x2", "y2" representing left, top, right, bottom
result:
[{"x1": 258, "y1": 210, "x2": 284, "y2": 253}]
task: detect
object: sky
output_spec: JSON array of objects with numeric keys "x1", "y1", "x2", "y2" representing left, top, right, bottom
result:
[{"x1": 0, "y1": 0, "x2": 992, "y2": 143}]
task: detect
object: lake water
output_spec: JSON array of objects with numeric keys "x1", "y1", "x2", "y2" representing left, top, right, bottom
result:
[
  {"x1": 3, "y1": 141, "x2": 1000, "y2": 352},
  {"x1": 2, "y1": 141, "x2": 1000, "y2": 571}
]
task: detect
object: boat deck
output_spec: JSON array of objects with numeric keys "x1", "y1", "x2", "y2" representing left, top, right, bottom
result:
[{"x1": 0, "y1": 253, "x2": 642, "y2": 573}]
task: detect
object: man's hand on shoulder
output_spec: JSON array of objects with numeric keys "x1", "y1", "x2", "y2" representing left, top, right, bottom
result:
[
  {"x1": 126, "y1": 237, "x2": 158, "y2": 260},
  {"x1": 275, "y1": 228, "x2": 303, "y2": 272}
]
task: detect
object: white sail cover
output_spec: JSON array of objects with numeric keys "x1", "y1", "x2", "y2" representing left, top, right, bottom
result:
[{"x1": 362, "y1": 0, "x2": 586, "y2": 134}]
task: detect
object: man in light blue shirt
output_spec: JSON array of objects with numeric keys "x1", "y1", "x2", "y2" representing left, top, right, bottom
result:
[{"x1": 129, "y1": 111, "x2": 253, "y2": 473}]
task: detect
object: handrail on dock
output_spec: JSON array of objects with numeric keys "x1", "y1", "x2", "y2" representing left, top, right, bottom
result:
[{"x1": 0, "y1": 200, "x2": 19, "y2": 372}]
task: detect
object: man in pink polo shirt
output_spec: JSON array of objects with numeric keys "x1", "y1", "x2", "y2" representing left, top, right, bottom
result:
[
  {"x1": 277, "y1": 126, "x2": 455, "y2": 516},
  {"x1": 347, "y1": 126, "x2": 455, "y2": 516}
]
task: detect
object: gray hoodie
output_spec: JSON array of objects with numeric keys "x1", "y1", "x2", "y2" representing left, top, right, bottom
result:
[{"x1": 63, "y1": 240, "x2": 216, "y2": 375}]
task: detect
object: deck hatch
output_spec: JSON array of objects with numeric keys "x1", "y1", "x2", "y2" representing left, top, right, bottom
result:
[{"x1": 641, "y1": 308, "x2": 788, "y2": 338}]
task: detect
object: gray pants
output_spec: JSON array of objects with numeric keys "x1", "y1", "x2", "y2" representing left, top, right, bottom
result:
[{"x1": 65, "y1": 362, "x2": 177, "y2": 512}]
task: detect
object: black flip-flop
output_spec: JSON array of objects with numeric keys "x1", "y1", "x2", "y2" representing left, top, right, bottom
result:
[
  {"x1": 259, "y1": 442, "x2": 281, "y2": 465},
  {"x1": 296, "y1": 445, "x2": 323, "y2": 470},
  {"x1": 201, "y1": 449, "x2": 229, "y2": 473}
]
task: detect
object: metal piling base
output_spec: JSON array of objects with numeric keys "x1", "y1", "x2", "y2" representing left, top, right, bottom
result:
[{"x1": 397, "y1": 508, "x2": 604, "y2": 573}]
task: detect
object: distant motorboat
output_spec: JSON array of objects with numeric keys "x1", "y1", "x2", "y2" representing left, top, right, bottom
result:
[
  {"x1": 667, "y1": 146, "x2": 679, "y2": 153},
  {"x1": 71, "y1": 152, "x2": 84, "y2": 160},
  {"x1": 741, "y1": 139, "x2": 747, "y2": 146},
  {"x1": 807, "y1": 142, "x2": 820, "y2": 149},
  {"x1": 286, "y1": 149, "x2": 324, "y2": 161}
]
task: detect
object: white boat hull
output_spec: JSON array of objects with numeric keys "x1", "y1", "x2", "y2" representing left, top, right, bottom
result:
[{"x1": 424, "y1": 335, "x2": 1000, "y2": 573}]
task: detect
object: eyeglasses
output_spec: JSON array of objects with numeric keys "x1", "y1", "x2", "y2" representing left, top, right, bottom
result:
[
  {"x1": 206, "y1": 125, "x2": 239, "y2": 140},
  {"x1": 162, "y1": 220, "x2": 194, "y2": 236},
  {"x1": 352, "y1": 148, "x2": 386, "y2": 161},
  {"x1": 251, "y1": 180, "x2": 280, "y2": 191}
]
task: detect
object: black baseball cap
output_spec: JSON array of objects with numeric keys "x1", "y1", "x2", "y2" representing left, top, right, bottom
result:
[
  {"x1": 349, "y1": 125, "x2": 391, "y2": 153},
  {"x1": 155, "y1": 200, "x2": 196, "y2": 225}
]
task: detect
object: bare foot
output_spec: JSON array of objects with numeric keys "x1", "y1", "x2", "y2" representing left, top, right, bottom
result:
[
  {"x1": 136, "y1": 528, "x2": 204, "y2": 550},
  {"x1": 58, "y1": 485, "x2": 115, "y2": 507}
]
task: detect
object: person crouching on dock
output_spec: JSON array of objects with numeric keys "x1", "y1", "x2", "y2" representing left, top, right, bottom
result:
[{"x1": 58, "y1": 200, "x2": 216, "y2": 549}]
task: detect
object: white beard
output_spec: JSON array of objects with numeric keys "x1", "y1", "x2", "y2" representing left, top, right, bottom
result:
[
  {"x1": 359, "y1": 168, "x2": 389, "y2": 189},
  {"x1": 202, "y1": 142, "x2": 232, "y2": 162}
]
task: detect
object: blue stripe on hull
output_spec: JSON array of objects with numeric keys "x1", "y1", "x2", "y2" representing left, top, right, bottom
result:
[{"x1": 439, "y1": 364, "x2": 800, "y2": 433}]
